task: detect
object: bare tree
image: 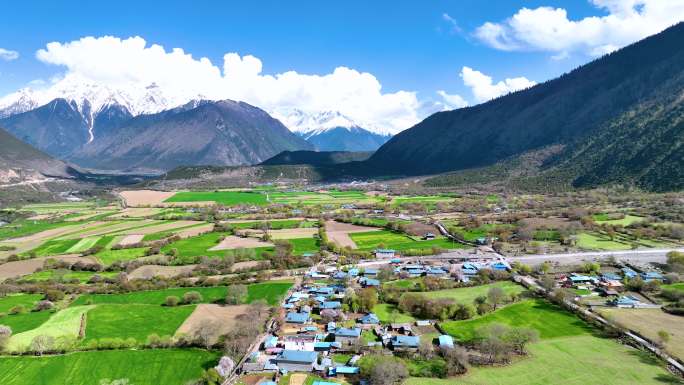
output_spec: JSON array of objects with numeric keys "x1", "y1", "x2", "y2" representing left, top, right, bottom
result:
[
  {"x1": 194, "y1": 319, "x2": 221, "y2": 349},
  {"x1": 443, "y1": 346, "x2": 470, "y2": 375},
  {"x1": 225, "y1": 284, "x2": 248, "y2": 305},
  {"x1": 487, "y1": 287, "x2": 506, "y2": 310},
  {"x1": 30, "y1": 335, "x2": 55, "y2": 355},
  {"x1": 0, "y1": 325, "x2": 11, "y2": 352}
]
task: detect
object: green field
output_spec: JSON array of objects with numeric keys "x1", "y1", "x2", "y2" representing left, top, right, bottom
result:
[
  {"x1": 0, "y1": 311, "x2": 52, "y2": 334},
  {"x1": 161, "y1": 232, "x2": 232, "y2": 258},
  {"x1": 8, "y1": 305, "x2": 94, "y2": 351},
  {"x1": 417, "y1": 282, "x2": 526, "y2": 305},
  {"x1": 663, "y1": 283, "x2": 684, "y2": 293},
  {"x1": 425, "y1": 297, "x2": 679, "y2": 384},
  {"x1": 65, "y1": 236, "x2": 101, "y2": 253},
  {"x1": 0, "y1": 219, "x2": 78, "y2": 241},
  {"x1": 25, "y1": 238, "x2": 80, "y2": 256},
  {"x1": 0, "y1": 293, "x2": 43, "y2": 313},
  {"x1": 21, "y1": 270, "x2": 119, "y2": 283},
  {"x1": 165, "y1": 191, "x2": 268, "y2": 205},
  {"x1": 593, "y1": 214, "x2": 645, "y2": 226},
  {"x1": 440, "y1": 299, "x2": 592, "y2": 342},
  {"x1": 229, "y1": 219, "x2": 317, "y2": 230},
  {"x1": 576, "y1": 232, "x2": 633, "y2": 251},
  {"x1": 267, "y1": 190, "x2": 376, "y2": 206},
  {"x1": 288, "y1": 237, "x2": 320, "y2": 255},
  {"x1": 372, "y1": 303, "x2": 416, "y2": 323},
  {"x1": 350, "y1": 230, "x2": 460, "y2": 251},
  {"x1": 84, "y1": 304, "x2": 195, "y2": 342},
  {"x1": 0, "y1": 348, "x2": 219, "y2": 385},
  {"x1": 95, "y1": 247, "x2": 149, "y2": 265},
  {"x1": 72, "y1": 282, "x2": 292, "y2": 307}
]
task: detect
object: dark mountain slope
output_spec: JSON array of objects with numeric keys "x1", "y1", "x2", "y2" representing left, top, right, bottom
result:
[
  {"x1": 70, "y1": 100, "x2": 314, "y2": 172},
  {"x1": 301, "y1": 126, "x2": 391, "y2": 152},
  {"x1": 0, "y1": 127, "x2": 76, "y2": 183},
  {"x1": 368, "y1": 22, "x2": 684, "y2": 190},
  {"x1": 261, "y1": 150, "x2": 373, "y2": 166}
]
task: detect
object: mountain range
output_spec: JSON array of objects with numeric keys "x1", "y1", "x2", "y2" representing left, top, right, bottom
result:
[{"x1": 367, "y1": 21, "x2": 684, "y2": 191}]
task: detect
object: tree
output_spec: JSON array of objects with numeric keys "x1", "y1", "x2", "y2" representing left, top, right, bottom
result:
[
  {"x1": 487, "y1": 287, "x2": 506, "y2": 310},
  {"x1": 183, "y1": 291, "x2": 203, "y2": 304},
  {"x1": 194, "y1": 319, "x2": 221, "y2": 349},
  {"x1": 358, "y1": 288, "x2": 379, "y2": 312},
  {"x1": 539, "y1": 275, "x2": 556, "y2": 292},
  {"x1": 443, "y1": 346, "x2": 470, "y2": 375},
  {"x1": 30, "y1": 335, "x2": 55, "y2": 355},
  {"x1": 360, "y1": 355, "x2": 408, "y2": 385},
  {"x1": 0, "y1": 325, "x2": 11, "y2": 352},
  {"x1": 165, "y1": 296, "x2": 180, "y2": 307},
  {"x1": 582, "y1": 262, "x2": 601, "y2": 275},
  {"x1": 225, "y1": 284, "x2": 248, "y2": 305},
  {"x1": 657, "y1": 330, "x2": 670, "y2": 348},
  {"x1": 45, "y1": 289, "x2": 65, "y2": 302},
  {"x1": 418, "y1": 338, "x2": 435, "y2": 359}
]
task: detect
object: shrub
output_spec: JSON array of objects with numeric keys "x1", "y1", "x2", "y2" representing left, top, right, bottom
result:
[
  {"x1": 165, "y1": 296, "x2": 180, "y2": 307},
  {"x1": 182, "y1": 291, "x2": 203, "y2": 304}
]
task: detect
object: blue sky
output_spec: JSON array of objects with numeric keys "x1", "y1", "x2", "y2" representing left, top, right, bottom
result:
[{"x1": 1, "y1": 0, "x2": 681, "y2": 132}]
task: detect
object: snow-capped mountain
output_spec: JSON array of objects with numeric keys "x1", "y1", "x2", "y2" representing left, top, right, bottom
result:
[{"x1": 271, "y1": 108, "x2": 392, "y2": 152}]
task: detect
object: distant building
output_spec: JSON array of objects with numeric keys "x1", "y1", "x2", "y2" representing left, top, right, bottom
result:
[
  {"x1": 390, "y1": 335, "x2": 420, "y2": 351},
  {"x1": 273, "y1": 350, "x2": 318, "y2": 372},
  {"x1": 375, "y1": 249, "x2": 396, "y2": 259},
  {"x1": 334, "y1": 327, "x2": 362, "y2": 344},
  {"x1": 358, "y1": 313, "x2": 380, "y2": 325},
  {"x1": 286, "y1": 312, "x2": 310, "y2": 324},
  {"x1": 423, "y1": 232, "x2": 436, "y2": 240},
  {"x1": 438, "y1": 335, "x2": 454, "y2": 349},
  {"x1": 360, "y1": 277, "x2": 380, "y2": 287}
]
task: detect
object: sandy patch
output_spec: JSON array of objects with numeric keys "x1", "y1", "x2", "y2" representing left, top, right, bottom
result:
[
  {"x1": 0, "y1": 255, "x2": 97, "y2": 281},
  {"x1": 117, "y1": 234, "x2": 145, "y2": 246},
  {"x1": 176, "y1": 304, "x2": 251, "y2": 343},
  {"x1": 267, "y1": 228, "x2": 318, "y2": 240},
  {"x1": 110, "y1": 207, "x2": 163, "y2": 218},
  {"x1": 325, "y1": 220, "x2": 380, "y2": 249},
  {"x1": 113, "y1": 220, "x2": 204, "y2": 236},
  {"x1": 289, "y1": 373, "x2": 308, "y2": 385},
  {"x1": 128, "y1": 264, "x2": 196, "y2": 279},
  {"x1": 119, "y1": 190, "x2": 176, "y2": 207},
  {"x1": 210, "y1": 236, "x2": 273, "y2": 251}
]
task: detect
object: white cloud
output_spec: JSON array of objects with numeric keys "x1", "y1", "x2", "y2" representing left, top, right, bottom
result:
[
  {"x1": 474, "y1": 0, "x2": 684, "y2": 56},
  {"x1": 32, "y1": 36, "x2": 420, "y2": 134},
  {"x1": 0, "y1": 48, "x2": 19, "y2": 61},
  {"x1": 436, "y1": 90, "x2": 468, "y2": 109},
  {"x1": 460, "y1": 66, "x2": 536, "y2": 103},
  {"x1": 442, "y1": 13, "x2": 462, "y2": 33}
]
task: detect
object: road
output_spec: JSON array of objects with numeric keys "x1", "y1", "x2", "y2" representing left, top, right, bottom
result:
[{"x1": 508, "y1": 247, "x2": 684, "y2": 266}]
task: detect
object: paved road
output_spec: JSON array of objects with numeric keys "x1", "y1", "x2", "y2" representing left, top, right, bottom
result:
[{"x1": 508, "y1": 247, "x2": 684, "y2": 266}]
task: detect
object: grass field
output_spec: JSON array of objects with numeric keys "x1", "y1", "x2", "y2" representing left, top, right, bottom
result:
[
  {"x1": 84, "y1": 304, "x2": 195, "y2": 342},
  {"x1": 0, "y1": 311, "x2": 52, "y2": 334},
  {"x1": 65, "y1": 236, "x2": 101, "y2": 253},
  {"x1": 21, "y1": 270, "x2": 119, "y2": 283},
  {"x1": 576, "y1": 232, "x2": 633, "y2": 251},
  {"x1": 349, "y1": 230, "x2": 460, "y2": 251},
  {"x1": 165, "y1": 191, "x2": 268, "y2": 205},
  {"x1": 95, "y1": 247, "x2": 149, "y2": 265},
  {"x1": 288, "y1": 237, "x2": 320, "y2": 255},
  {"x1": 440, "y1": 299, "x2": 592, "y2": 342},
  {"x1": 0, "y1": 293, "x2": 43, "y2": 313},
  {"x1": 72, "y1": 282, "x2": 292, "y2": 307},
  {"x1": 0, "y1": 220, "x2": 74, "y2": 241},
  {"x1": 25, "y1": 238, "x2": 80, "y2": 256},
  {"x1": 372, "y1": 303, "x2": 416, "y2": 323},
  {"x1": 427, "y1": 298, "x2": 679, "y2": 384},
  {"x1": 8, "y1": 305, "x2": 94, "y2": 350},
  {"x1": 161, "y1": 232, "x2": 231, "y2": 258},
  {"x1": 662, "y1": 283, "x2": 684, "y2": 293},
  {"x1": 403, "y1": 335, "x2": 678, "y2": 385},
  {"x1": 593, "y1": 214, "x2": 645, "y2": 226},
  {"x1": 417, "y1": 282, "x2": 526, "y2": 305},
  {"x1": 0, "y1": 348, "x2": 219, "y2": 385}
]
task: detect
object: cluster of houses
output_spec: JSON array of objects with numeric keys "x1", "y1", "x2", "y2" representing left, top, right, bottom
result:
[
  {"x1": 241, "y1": 280, "x2": 454, "y2": 381},
  {"x1": 557, "y1": 267, "x2": 665, "y2": 308},
  {"x1": 459, "y1": 258, "x2": 511, "y2": 282}
]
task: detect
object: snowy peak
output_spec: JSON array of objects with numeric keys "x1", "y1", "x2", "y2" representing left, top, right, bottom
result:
[{"x1": 272, "y1": 108, "x2": 363, "y2": 135}]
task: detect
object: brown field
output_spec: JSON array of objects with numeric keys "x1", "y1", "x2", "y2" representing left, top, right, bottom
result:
[
  {"x1": 109, "y1": 207, "x2": 164, "y2": 218},
  {"x1": 599, "y1": 308, "x2": 684, "y2": 360},
  {"x1": 209, "y1": 236, "x2": 273, "y2": 251},
  {"x1": 176, "y1": 224, "x2": 214, "y2": 238},
  {"x1": 117, "y1": 234, "x2": 145, "y2": 246},
  {"x1": 127, "y1": 264, "x2": 196, "y2": 279},
  {"x1": 112, "y1": 220, "x2": 204, "y2": 236},
  {"x1": 404, "y1": 221, "x2": 439, "y2": 237},
  {"x1": 289, "y1": 373, "x2": 308, "y2": 385},
  {"x1": 0, "y1": 255, "x2": 96, "y2": 281},
  {"x1": 119, "y1": 190, "x2": 175, "y2": 207},
  {"x1": 176, "y1": 304, "x2": 251, "y2": 343},
  {"x1": 268, "y1": 228, "x2": 318, "y2": 240},
  {"x1": 231, "y1": 260, "x2": 266, "y2": 271},
  {"x1": 325, "y1": 220, "x2": 380, "y2": 249}
]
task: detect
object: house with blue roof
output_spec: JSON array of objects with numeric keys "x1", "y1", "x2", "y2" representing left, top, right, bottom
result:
[
  {"x1": 611, "y1": 295, "x2": 641, "y2": 308},
  {"x1": 407, "y1": 268, "x2": 425, "y2": 277},
  {"x1": 334, "y1": 327, "x2": 361, "y2": 343},
  {"x1": 286, "y1": 312, "x2": 310, "y2": 324},
  {"x1": 601, "y1": 273, "x2": 622, "y2": 281},
  {"x1": 438, "y1": 335, "x2": 454, "y2": 349},
  {"x1": 313, "y1": 381, "x2": 341, "y2": 385},
  {"x1": 622, "y1": 267, "x2": 638, "y2": 278},
  {"x1": 640, "y1": 271, "x2": 664, "y2": 282},
  {"x1": 390, "y1": 335, "x2": 420, "y2": 351},
  {"x1": 320, "y1": 301, "x2": 342, "y2": 310},
  {"x1": 348, "y1": 268, "x2": 359, "y2": 277},
  {"x1": 273, "y1": 350, "x2": 318, "y2": 372},
  {"x1": 358, "y1": 313, "x2": 380, "y2": 325},
  {"x1": 376, "y1": 249, "x2": 396, "y2": 259},
  {"x1": 489, "y1": 261, "x2": 510, "y2": 271},
  {"x1": 426, "y1": 267, "x2": 447, "y2": 276},
  {"x1": 313, "y1": 341, "x2": 341, "y2": 351},
  {"x1": 328, "y1": 366, "x2": 360, "y2": 376},
  {"x1": 264, "y1": 335, "x2": 278, "y2": 349},
  {"x1": 258, "y1": 381, "x2": 277, "y2": 385},
  {"x1": 332, "y1": 271, "x2": 348, "y2": 280},
  {"x1": 364, "y1": 268, "x2": 378, "y2": 276},
  {"x1": 360, "y1": 277, "x2": 380, "y2": 287},
  {"x1": 327, "y1": 322, "x2": 336, "y2": 332}
]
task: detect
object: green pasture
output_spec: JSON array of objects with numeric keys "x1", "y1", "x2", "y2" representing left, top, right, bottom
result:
[
  {"x1": 83, "y1": 304, "x2": 195, "y2": 342},
  {"x1": 0, "y1": 311, "x2": 52, "y2": 334},
  {"x1": 0, "y1": 293, "x2": 43, "y2": 313},
  {"x1": 349, "y1": 230, "x2": 460, "y2": 251},
  {"x1": 593, "y1": 214, "x2": 644, "y2": 226},
  {"x1": 0, "y1": 220, "x2": 74, "y2": 241},
  {"x1": 95, "y1": 247, "x2": 149, "y2": 265},
  {"x1": 21, "y1": 270, "x2": 119, "y2": 283},
  {"x1": 165, "y1": 191, "x2": 268, "y2": 205},
  {"x1": 576, "y1": 232, "x2": 633, "y2": 251},
  {"x1": 416, "y1": 282, "x2": 526, "y2": 305},
  {"x1": 0, "y1": 349, "x2": 220, "y2": 385},
  {"x1": 288, "y1": 237, "x2": 320, "y2": 255},
  {"x1": 8, "y1": 305, "x2": 94, "y2": 351},
  {"x1": 372, "y1": 303, "x2": 416, "y2": 323}
]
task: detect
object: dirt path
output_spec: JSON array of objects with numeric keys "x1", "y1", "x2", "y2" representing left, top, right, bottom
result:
[
  {"x1": 210, "y1": 236, "x2": 273, "y2": 251},
  {"x1": 325, "y1": 220, "x2": 380, "y2": 249},
  {"x1": 0, "y1": 255, "x2": 97, "y2": 281}
]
